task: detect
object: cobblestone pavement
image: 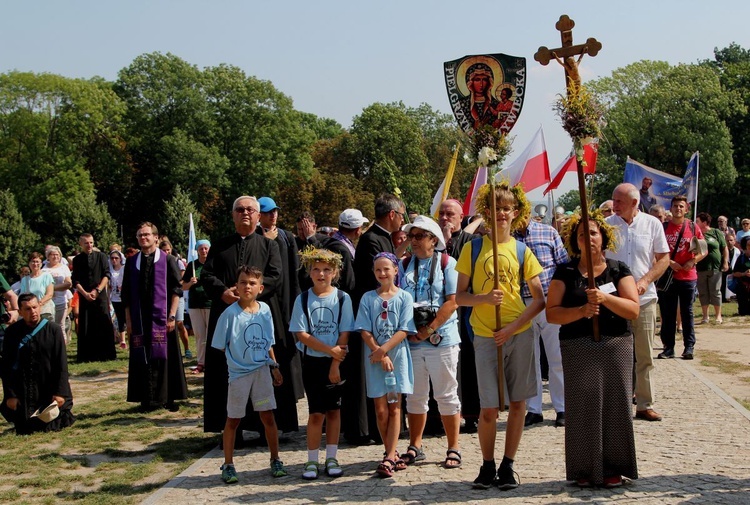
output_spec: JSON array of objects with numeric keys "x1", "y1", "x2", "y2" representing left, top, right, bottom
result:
[{"x1": 143, "y1": 358, "x2": 750, "y2": 504}]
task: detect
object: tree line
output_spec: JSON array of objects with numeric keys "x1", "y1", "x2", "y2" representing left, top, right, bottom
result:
[{"x1": 1, "y1": 45, "x2": 749, "y2": 275}]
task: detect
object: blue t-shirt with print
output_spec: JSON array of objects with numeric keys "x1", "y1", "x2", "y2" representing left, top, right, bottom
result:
[{"x1": 289, "y1": 288, "x2": 355, "y2": 358}]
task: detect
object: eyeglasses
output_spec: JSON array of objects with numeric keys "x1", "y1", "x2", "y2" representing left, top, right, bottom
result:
[
  {"x1": 110, "y1": 256, "x2": 120, "y2": 260},
  {"x1": 380, "y1": 300, "x2": 388, "y2": 320},
  {"x1": 497, "y1": 206, "x2": 516, "y2": 215},
  {"x1": 234, "y1": 206, "x2": 258, "y2": 215},
  {"x1": 394, "y1": 210, "x2": 406, "y2": 220},
  {"x1": 136, "y1": 232, "x2": 152, "y2": 238},
  {"x1": 408, "y1": 232, "x2": 430, "y2": 241}
]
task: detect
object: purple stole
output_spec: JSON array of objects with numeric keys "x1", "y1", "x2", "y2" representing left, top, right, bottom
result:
[{"x1": 127, "y1": 249, "x2": 168, "y2": 360}]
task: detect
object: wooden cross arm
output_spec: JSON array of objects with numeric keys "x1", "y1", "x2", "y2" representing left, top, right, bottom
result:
[{"x1": 534, "y1": 38, "x2": 602, "y2": 66}]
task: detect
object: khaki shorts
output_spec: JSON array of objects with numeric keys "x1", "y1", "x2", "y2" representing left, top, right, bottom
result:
[
  {"x1": 473, "y1": 328, "x2": 537, "y2": 408},
  {"x1": 227, "y1": 367, "x2": 276, "y2": 418}
]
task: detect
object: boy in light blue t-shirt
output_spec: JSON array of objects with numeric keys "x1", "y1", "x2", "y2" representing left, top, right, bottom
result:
[{"x1": 211, "y1": 266, "x2": 286, "y2": 484}]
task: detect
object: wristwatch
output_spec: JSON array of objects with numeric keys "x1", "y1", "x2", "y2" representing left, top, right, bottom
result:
[
  {"x1": 269, "y1": 361, "x2": 280, "y2": 369},
  {"x1": 168, "y1": 315, "x2": 176, "y2": 322}
]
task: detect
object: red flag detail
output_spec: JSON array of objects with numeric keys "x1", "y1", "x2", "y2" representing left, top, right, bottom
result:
[
  {"x1": 542, "y1": 142, "x2": 598, "y2": 196},
  {"x1": 463, "y1": 165, "x2": 488, "y2": 216}
]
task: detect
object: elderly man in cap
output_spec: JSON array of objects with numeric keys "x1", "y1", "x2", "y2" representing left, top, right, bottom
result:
[{"x1": 316, "y1": 209, "x2": 369, "y2": 294}]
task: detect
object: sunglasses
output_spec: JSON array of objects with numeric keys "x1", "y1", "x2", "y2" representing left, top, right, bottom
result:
[
  {"x1": 380, "y1": 300, "x2": 388, "y2": 320},
  {"x1": 408, "y1": 232, "x2": 430, "y2": 241},
  {"x1": 234, "y1": 206, "x2": 258, "y2": 215}
]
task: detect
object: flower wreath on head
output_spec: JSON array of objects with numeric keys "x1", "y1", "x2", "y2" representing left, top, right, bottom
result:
[
  {"x1": 561, "y1": 209, "x2": 619, "y2": 259},
  {"x1": 298, "y1": 246, "x2": 343, "y2": 273},
  {"x1": 474, "y1": 179, "x2": 531, "y2": 233}
]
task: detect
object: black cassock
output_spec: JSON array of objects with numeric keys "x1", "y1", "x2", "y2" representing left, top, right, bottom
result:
[
  {"x1": 201, "y1": 231, "x2": 300, "y2": 434},
  {"x1": 72, "y1": 251, "x2": 116, "y2": 363},
  {"x1": 121, "y1": 251, "x2": 188, "y2": 408},
  {"x1": 1, "y1": 320, "x2": 75, "y2": 434}
]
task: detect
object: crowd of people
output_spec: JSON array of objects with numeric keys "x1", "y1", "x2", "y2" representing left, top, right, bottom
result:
[{"x1": 1, "y1": 183, "x2": 749, "y2": 492}]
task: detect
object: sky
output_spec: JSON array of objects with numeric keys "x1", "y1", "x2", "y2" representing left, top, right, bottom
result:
[{"x1": 3, "y1": 1, "x2": 749, "y2": 203}]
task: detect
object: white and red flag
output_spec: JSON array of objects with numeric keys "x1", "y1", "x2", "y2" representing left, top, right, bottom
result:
[
  {"x1": 495, "y1": 126, "x2": 551, "y2": 192},
  {"x1": 543, "y1": 141, "x2": 598, "y2": 196},
  {"x1": 462, "y1": 165, "x2": 488, "y2": 217}
]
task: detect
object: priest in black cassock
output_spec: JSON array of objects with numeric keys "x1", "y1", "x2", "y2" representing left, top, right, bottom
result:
[
  {"x1": 122, "y1": 222, "x2": 188, "y2": 411},
  {"x1": 201, "y1": 196, "x2": 298, "y2": 440},
  {"x1": 72, "y1": 233, "x2": 116, "y2": 363},
  {"x1": 346, "y1": 193, "x2": 406, "y2": 444},
  {"x1": 1, "y1": 294, "x2": 75, "y2": 434}
]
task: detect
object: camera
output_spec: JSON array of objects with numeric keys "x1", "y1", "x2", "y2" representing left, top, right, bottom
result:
[{"x1": 413, "y1": 306, "x2": 437, "y2": 329}]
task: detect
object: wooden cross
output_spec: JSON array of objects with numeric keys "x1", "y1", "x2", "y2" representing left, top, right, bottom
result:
[
  {"x1": 534, "y1": 15, "x2": 602, "y2": 92},
  {"x1": 535, "y1": 15, "x2": 603, "y2": 341}
]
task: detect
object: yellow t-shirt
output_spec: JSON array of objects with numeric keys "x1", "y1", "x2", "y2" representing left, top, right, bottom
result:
[{"x1": 455, "y1": 236, "x2": 543, "y2": 337}]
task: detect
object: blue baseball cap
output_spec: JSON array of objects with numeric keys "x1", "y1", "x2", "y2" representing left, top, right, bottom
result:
[{"x1": 258, "y1": 197, "x2": 281, "y2": 213}]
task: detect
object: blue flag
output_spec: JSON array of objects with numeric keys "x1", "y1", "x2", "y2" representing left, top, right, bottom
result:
[
  {"x1": 623, "y1": 158, "x2": 683, "y2": 212},
  {"x1": 677, "y1": 152, "x2": 699, "y2": 204}
]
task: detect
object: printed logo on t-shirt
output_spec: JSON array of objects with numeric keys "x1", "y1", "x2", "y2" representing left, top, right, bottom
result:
[{"x1": 243, "y1": 322, "x2": 271, "y2": 362}]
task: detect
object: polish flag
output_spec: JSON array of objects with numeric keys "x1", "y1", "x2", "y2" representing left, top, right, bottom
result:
[
  {"x1": 495, "y1": 127, "x2": 550, "y2": 192},
  {"x1": 462, "y1": 165, "x2": 488, "y2": 216},
  {"x1": 542, "y1": 141, "x2": 598, "y2": 196}
]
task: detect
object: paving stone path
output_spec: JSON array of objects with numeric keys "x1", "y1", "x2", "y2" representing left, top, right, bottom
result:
[{"x1": 143, "y1": 358, "x2": 750, "y2": 504}]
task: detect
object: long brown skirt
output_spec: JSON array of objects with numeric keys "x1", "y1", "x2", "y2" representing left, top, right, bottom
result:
[{"x1": 560, "y1": 333, "x2": 638, "y2": 485}]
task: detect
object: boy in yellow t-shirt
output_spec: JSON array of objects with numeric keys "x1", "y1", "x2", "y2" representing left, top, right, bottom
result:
[{"x1": 455, "y1": 182, "x2": 545, "y2": 491}]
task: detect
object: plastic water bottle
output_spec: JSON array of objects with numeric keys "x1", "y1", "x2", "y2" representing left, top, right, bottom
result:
[{"x1": 385, "y1": 371, "x2": 398, "y2": 404}]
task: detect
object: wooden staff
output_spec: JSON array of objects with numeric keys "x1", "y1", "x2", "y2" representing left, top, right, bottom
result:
[
  {"x1": 535, "y1": 14, "x2": 602, "y2": 340},
  {"x1": 488, "y1": 178, "x2": 505, "y2": 411}
]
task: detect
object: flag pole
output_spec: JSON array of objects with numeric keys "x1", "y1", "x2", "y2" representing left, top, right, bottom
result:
[
  {"x1": 488, "y1": 171, "x2": 505, "y2": 413},
  {"x1": 694, "y1": 152, "x2": 700, "y2": 219}
]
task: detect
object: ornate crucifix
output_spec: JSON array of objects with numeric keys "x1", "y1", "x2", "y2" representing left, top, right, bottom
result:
[
  {"x1": 535, "y1": 15, "x2": 603, "y2": 341},
  {"x1": 534, "y1": 15, "x2": 602, "y2": 92}
]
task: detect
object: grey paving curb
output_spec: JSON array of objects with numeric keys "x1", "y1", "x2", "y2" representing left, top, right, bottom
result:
[
  {"x1": 141, "y1": 447, "x2": 223, "y2": 505},
  {"x1": 676, "y1": 358, "x2": 750, "y2": 421}
]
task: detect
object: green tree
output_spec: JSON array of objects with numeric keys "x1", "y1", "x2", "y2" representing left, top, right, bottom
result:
[
  {"x1": 0, "y1": 71, "x2": 124, "y2": 249},
  {"x1": 556, "y1": 190, "x2": 581, "y2": 213},
  {"x1": 589, "y1": 61, "x2": 739, "y2": 213},
  {"x1": 0, "y1": 190, "x2": 40, "y2": 276},
  {"x1": 161, "y1": 186, "x2": 202, "y2": 257}
]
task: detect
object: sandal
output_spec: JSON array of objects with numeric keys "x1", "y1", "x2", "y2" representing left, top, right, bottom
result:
[
  {"x1": 191, "y1": 364, "x2": 204, "y2": 374},
  {"x1": 376, "y1": 458, "x2": 395, "y2": 478},
  {"x1": 443, "y1": 449, "x2": 462, "y2": 469},
  {"x1": 302, "y1": 460, "x2": 319, "y2": 480},
  {"x1": 325, "y1": 457, "x2": 343, "y2": 478},
  {"x1": 401, "y1": 445, "x2": 426, "y2": 465}
]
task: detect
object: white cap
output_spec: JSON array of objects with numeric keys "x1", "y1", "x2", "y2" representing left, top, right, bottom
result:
[
  {"x1": 402, "y1": 215, "x2": 446, "y2": 251},
  {"x1": 31, "y1": 402, "x2": 60, "y2": 423},
  {"x1": 339, "y1": 209, "x2": 369, "y2": 229}
]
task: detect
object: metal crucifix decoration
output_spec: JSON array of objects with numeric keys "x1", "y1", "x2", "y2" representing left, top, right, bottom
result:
[{"x1": 535, "y1": 15, "x2": 603, "y2": 341}]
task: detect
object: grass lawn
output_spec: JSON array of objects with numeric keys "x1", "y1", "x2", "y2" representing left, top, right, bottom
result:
[{"x1": 0, "y1": 333, "x2": 216, "y2": 504}]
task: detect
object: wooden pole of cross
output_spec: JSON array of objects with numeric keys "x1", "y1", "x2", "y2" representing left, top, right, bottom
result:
[{"x1": 534, "y1": 15, "x2": 602, "y2": 341}]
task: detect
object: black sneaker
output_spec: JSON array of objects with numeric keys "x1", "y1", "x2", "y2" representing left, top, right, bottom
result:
[
  {"x1": 496, "y1": 464, "x2": 519, "y2": 490},
  {"x1": 472, "y1": 465, "x2": 496, "y2": 489},
  {"x1": 682, "y1": 347, "x2": 694, "y2": 360}
]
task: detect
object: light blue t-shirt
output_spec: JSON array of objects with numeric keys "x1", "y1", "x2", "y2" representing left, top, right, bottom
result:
[
  {"x1": 355, "y1": 289, "x2": 416, "y2": 398},
  {"x1": 20, "y1": 273, "x2": 54, "y2": 300},
  {"x1": 289, "y1": 288, "x2": 355, "y2": 358},
  {"x1": 398, "y1": 252, "x2": 460, "y2": 348},
  {"x1": 211, "y1": 301, "x2": 275, "y2": 382}
]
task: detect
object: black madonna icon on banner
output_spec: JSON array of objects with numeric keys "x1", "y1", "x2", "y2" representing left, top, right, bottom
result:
[{"x1": 444, "y1": 54, "x2": 526, "y2": 136}]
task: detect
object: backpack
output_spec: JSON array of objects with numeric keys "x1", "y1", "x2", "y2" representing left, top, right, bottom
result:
[{"x1": 299, "y1": 288, "x2": 345, "y2": 357}]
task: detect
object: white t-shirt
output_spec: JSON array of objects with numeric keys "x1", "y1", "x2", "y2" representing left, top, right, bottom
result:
[
  {"x1": 606, "y1": 211, "x2": 670, "y2": 305},
  {"x1": 42, "y1": 264, "x2": 71, "y2": 305}
]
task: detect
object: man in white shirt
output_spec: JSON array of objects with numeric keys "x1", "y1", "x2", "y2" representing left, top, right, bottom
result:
[{"x1": 606, "y1": 183, "x2": 670, "y2": 421}]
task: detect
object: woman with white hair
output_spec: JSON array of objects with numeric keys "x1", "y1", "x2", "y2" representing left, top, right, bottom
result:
[
  {"x1": 43, "y1": 246, "x2": 72, "y2": 330},
  {"x1": 398, "y1": 215, "x2": 462, "y2": 469}
]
